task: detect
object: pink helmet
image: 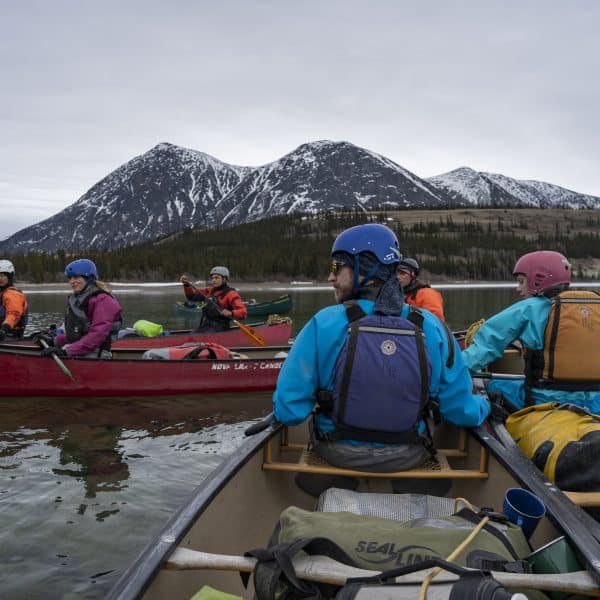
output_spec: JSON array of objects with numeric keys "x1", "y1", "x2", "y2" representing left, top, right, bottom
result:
[{"x1": 512, "y1": 251, "x2": 571, "y2": 295}]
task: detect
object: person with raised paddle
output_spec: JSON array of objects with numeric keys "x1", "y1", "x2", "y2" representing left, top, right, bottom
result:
[
  {"x1": 462, "y1": 250, "x2": 600, "y2": 413},
  {"x1": 272, "y1": 223, "x2": 490, "y2": 497},
  {"x1": 0, "y1": 259, "x2": 29, "y2": 342},
  {"x1": 396, "y1": 257, "x2": 445, "y2": 321},
  {"x1": 40, "y1": 259, "x2": 123, "y2": 359},
  {"x1": 180, "y1": 266, "x2": 248, "y2": 334}
]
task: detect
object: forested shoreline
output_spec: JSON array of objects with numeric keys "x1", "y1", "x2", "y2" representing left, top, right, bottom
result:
[{"x1": 8, "y1": 208, "x2": 600, "y2": 283}]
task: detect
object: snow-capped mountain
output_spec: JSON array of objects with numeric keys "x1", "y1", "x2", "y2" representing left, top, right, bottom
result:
[
  {"x1": 427, "y1": 167, "x2": 600, "y2": 208},
  {"x1": 1, "y1": 143, "x2": 251, "y2": 253},
  {"x1": 215, "y1": 140, "x2": 454, "y2": 225},
  {"x1": 1, "y1": 143, "x2": 599, "y2": 254}
]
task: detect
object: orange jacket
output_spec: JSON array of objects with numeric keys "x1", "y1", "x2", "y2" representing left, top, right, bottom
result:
[
  {"x1": 405, "y1": 284, "x2": 445, "y2": 322},
  {"x1": 0, "y1": 286, "x2": 29, "y2": 335}
]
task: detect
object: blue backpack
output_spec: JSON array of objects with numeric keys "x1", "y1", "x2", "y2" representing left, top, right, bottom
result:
[{"x1": 318, "y1": 303, "x2": 432, "y2": 444}]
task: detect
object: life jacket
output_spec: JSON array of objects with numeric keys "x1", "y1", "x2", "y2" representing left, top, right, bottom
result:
[
  {"x1": 525, "y1": 290, "x2": 600, "y2": 393},
  {"x1": 163, "y1": 342, "x2": 234, "y2": 360},
  {"x1": 316, "y1": 303, "x2": 432, "y2": 444},
  {"x1": 0, "y1": 285, "x2": 29, "y2": 337},
  {"x1": 200, "y1": 284, "x2": 236, "y2": 325},
  {"x1": 64, "y1": 284, "x2": 122, "y2": 350},
  {"x1": 506, "y1": 402, "x2": 600, "y2": 491}
]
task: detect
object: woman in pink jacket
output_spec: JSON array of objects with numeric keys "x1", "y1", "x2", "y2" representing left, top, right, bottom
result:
[{"x1": 41, "y1": 259, "x2": 122, "y2": 359}]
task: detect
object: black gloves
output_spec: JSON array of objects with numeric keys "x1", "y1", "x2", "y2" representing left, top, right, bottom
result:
[
  {"x1": 41, "y1": 346, "x2": 67, "y2": 358},
  {"x1": 33, "y1": 332, "x2": 55, "y2": 347},
  {"x1": 487, "y1": 391, "x2": 511, "y2": 423},
  {"x1": 0, "y1": 323, "x2": 11, "y2": 342}
]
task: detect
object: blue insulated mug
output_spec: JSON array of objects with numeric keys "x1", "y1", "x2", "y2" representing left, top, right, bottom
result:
[{"x1": 503, "y1": 487, "x2": 546, "y2": 539}]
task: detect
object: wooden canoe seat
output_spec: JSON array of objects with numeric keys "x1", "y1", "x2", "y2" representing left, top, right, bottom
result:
[
  {"x1": 563, "y1": 491, "x2": 600, "y2": 507},
  {"x1": 262, "y1": 427, "x2": 488, "y2": 479}
]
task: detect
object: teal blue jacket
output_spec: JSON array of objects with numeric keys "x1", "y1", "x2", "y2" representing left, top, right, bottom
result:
[
  {"x1": 462, "y1": 296, "x2": 600, "y2": 413},
  {"x1": 273, "y1": 300, "x2": 490, "y2": 436}
]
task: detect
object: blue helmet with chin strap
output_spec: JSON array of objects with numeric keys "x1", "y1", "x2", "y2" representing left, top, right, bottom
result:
[
  {"x1": 331, "y1": 224, "x2": 401, "y2": 291},
  {"x1": 64, "y1": 259, "x2": 99, "y2": 280}
]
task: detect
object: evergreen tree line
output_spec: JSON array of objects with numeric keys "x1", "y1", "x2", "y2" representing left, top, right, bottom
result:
[{"x1": 8, "y1": 210, "x2": 600, "y2": 283}]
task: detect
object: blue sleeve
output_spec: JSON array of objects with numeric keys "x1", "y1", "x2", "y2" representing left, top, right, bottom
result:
[
  {"x1": 421, "y1": 313, "x2": 490, "y2": 427},
  {"x1": 462, "y1": 298, "x2": 549, "y2": 374},
  {"x1": 273, "y1": 304, "x2": 350, "y2": 426},
  {"x1": 273, "y1": 316, "x2": 320, "y2": 426}
]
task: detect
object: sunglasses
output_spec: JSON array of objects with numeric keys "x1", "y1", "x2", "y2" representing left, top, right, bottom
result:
[{"x1": 330, "y1": 261, "x2": 347, "y2": 275}]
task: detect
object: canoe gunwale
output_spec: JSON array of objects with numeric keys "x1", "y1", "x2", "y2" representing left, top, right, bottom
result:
[
  {"x1": 106, "y1": 422, "x2": 282, "y2": 600},
  {"x1": 473, "y1": 422, "x2": 600, "y2": 584}
]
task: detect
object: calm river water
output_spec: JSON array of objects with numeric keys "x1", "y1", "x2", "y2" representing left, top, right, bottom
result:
[{"x1": 2, "y1": 283, "x2": 597, "y2": 599}]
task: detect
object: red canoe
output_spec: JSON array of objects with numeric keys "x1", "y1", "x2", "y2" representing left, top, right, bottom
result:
[
  {"x1": 111, "y1": 320, "x2": 292, "y2": 350},
  {"x1": 1, "y1": 320, "x2": 292, "y2": 352},
  {"x1": 0, "y1": 346, "x2": 288, "y2": 398}
]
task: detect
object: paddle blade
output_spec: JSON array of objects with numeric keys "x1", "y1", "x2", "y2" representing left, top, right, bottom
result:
[{"x1": 233, "y1": 320, "x2": 267, "y2": 346}]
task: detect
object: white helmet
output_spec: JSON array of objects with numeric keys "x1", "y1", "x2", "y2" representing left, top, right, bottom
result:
[
  {"x1": 0, "y1": 259, "x2": 15, "y2": 275},
  {"x1": 210, "y1": 266, "x2": 230, "y2": 278}
]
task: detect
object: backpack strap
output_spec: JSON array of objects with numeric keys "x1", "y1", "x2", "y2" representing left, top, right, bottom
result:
[
  {"x1": 183, "y1": 343, "x2": 212, "y2": 360},
  {"x1": 244, "y1": 537, "x2": 357, "y2": 600}
]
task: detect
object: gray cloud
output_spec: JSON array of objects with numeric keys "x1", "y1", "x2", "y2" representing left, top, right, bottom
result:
[{"x1": 1, "y1": 0, "x2": 599, "y2": 239}]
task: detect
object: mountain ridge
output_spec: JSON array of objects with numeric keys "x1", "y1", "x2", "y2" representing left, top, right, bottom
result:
[{"x1": 2, "y1": 141, "x2": 598, "y2": 254}]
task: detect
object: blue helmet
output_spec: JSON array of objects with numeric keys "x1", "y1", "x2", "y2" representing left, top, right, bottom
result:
[
  {"x1": 331, "y1": 224, "x2": 401, "y2": 265},
  {"x1": 64, "y1": 259, "x2": 98, "y2": 280}
]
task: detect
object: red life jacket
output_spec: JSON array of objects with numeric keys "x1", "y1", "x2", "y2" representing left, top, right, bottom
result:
[{"x1": 165, "y1": 342, "x2": 234, "y2": 360}]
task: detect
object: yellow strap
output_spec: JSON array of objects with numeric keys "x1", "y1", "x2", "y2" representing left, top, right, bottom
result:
[
  {"x1": 464, "y1": 319, "x2": 485, "y2": 348},
  {"x1": 419, "y1": 516, "x2": 490, "y2": 599}
]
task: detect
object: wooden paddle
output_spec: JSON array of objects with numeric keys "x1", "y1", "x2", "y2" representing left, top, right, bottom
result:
[
  {"x1": 165, "y1": 549, "x2": 600, "y2": 596},
  {"x1": 231, "y1": 318, "x2": 267, "y2": 347},
  {"x1": 38, "y1": 338, "x2": 76, "y2": 382}
]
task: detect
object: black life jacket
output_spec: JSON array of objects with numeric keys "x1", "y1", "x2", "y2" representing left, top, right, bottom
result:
[
  {"x1": 316, "y1": 302, "x2": 432, "y2": 445},
  {"x1": 200, "y1": 284, "x2": 235, "y2": 326},
  {"x1": 64, "y1": 284, "x2": 122, "y2": 350},
  {"x1": 0, "y1": 285, "x2": 29, "y2": 338},
  {"x1": 525, "y1": 290, "x2": 600, "y2": 397}
]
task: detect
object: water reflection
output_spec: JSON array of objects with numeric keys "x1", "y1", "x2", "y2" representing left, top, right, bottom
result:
[{"x1": 0, "y1": 394, "x2": 271, "y2": 599}]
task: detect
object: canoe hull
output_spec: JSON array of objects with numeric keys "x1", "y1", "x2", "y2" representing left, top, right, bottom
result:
[
  {"x1": 109, "y1": 421, "x2": 600, "y2": 600},
  {"x1": 113, "y1": 320, "x2": 292, "y2": 349},
  {"x1": 0, "y1": 351, "x2": 284, "y2": 397}
]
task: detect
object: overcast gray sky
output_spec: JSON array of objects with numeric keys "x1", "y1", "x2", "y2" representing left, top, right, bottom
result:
[{"x1": 2, "y1": 0, "x2": 599, "y2": 239}]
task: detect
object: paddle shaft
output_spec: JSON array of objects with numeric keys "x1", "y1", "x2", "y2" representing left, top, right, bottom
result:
[
  {"x1": 165, "y1": 549, "x2": 600, "y2": 595},
  {"x1": 474, "y1": 372, "x2": 525, "y2": 380},
  {"x1": 38, "y1": 339, "x2": 76, "y2": 382}
]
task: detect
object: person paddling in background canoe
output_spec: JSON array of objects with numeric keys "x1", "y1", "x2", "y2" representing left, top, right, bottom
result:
[
  {"x1": 462, "y1": 250, "x2": 600, "y2": 414},
  {"x1": 0, "y1": 259, "x2": 29, "y2": 341},
  {"x1": 180, "y1": 266, "x2": 247, "y2": 333},
  {"x1": 40, "y1": 259, "x2": 123, "y2": 360},
  {"x1": 273, "y1": 224, "x2": 489, "y2": 497},
  {"x1": 396, "y1": 257, "x2": 445, "y2": 321}
]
